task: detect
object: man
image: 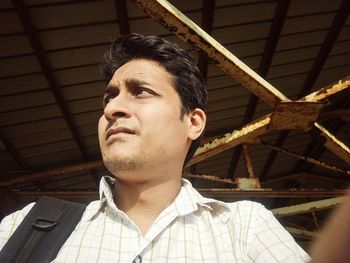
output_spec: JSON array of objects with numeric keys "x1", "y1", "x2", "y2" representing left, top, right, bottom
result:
[{"x1": 0, "y1": 33, "x2": 309, "y2": 262}]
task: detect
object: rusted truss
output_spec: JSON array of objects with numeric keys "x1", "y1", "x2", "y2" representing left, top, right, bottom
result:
[
  {"x1": 271, "y1": 197, "x2": 346, "y2": 217},
  {"x1": 260, "y1": 141, "x2": 350, "y2": 176},
  {"x1": 133, "y1": 0, "x2": 288, "y2": 107},
  {"x1": 133, "y1": 0, "x2": 350, "y2": 167},
  {"x1": 285, "y1": 227, "x2": 317, "y2": 240}
]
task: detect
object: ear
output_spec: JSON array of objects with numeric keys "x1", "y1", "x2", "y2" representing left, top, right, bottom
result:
[{"x1": 187, "y1": 108, "x2": 206, "y2": 140}]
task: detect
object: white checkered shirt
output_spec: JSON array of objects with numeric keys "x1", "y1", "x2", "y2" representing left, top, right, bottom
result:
[{"x1": 0, "y1": 176, "x2": 309, "y2": 262}]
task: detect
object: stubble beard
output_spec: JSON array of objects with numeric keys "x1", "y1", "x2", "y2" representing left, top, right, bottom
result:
[
  {"x1": 104, "y1": 156, "x2": 144, "y2": 172},
  {"x1": 102, "y1": 144, "x2": 148, "y2": 174}
]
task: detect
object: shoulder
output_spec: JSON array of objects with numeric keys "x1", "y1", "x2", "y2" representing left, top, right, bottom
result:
[
  {"x1": 225, "y1": 200, "x2": 272, "y2": 224},
  {"x1": 225, "y1": 201, "x2": 310, "y2": 262},
  {"x1": 0, "y1": 202, "x2": 35, "y2": 250}
]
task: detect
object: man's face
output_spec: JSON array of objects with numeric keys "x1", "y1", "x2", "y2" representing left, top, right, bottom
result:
[{"x1": 98, "y1": 59, "x2": 192, "y2": 180}]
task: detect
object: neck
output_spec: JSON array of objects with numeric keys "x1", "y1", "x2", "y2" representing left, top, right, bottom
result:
[{"x1": 113, "y1": 168, "x2": 183, "y2": 235}]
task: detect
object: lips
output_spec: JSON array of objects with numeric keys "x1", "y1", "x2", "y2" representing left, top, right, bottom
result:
[{"x1": 105, "y1": 126, "x2": 135, "y2": 140}]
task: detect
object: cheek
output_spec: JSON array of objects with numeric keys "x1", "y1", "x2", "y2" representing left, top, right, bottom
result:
[{"x1": 98, "y1": 117, "x2": 106, "y2": 142}]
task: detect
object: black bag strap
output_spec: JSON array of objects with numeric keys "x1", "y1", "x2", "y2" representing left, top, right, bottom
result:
[{"x1": 0, "y1": 196, "x2": 86, "y2": 263}]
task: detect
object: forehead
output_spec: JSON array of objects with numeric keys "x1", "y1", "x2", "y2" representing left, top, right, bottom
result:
[{"x1": 109, "y1": 59, "x2": 174, "y2": 87}]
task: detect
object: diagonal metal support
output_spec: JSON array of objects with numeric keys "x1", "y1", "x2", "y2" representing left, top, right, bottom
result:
[
  {"x1": 133, "y1": 0, "x2": 289, "y2": 106},
  {"x1": 285, "y1": 227, "x2": 317, "y2": 240},
  {"x1": 260, "y1": 141, "x2": 350, "y2": 176},
  {"x1": 271, "y1": 197, "x2": 346, "y2": 217}
]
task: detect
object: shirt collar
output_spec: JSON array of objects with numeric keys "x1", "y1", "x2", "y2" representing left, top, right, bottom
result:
[
  {"x1": 84, "y1": 176, "x2": 231, "y2": 222},
  {"x1": 178, "y1": 178, "x2": 231, "y2": 211}
]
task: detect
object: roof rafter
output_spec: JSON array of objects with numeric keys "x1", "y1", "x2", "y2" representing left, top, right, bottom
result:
[
  {"x1": 198, "y1": 0, "x2": 216, "y2": 79},
  {"x1": 114, "y1": 0, "x2": 130, "y2": 35}
]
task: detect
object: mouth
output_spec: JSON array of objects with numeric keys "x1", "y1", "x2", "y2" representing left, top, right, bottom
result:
[{"x1": 105, "y1": 126, "x2": 135, "y2": 140}]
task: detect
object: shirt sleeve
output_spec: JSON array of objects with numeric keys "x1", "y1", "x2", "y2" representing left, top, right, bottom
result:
[
  {"x1": 0, "y1": 202, "x2": 35, "y2": 251},
  {"x1": 247, "y1": 202, "x2": 310, "y2": 263}
]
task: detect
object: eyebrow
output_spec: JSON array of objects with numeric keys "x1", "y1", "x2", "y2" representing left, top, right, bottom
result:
[{"x1": 104, "y1": 78, "x2": 151, "y2": 94}]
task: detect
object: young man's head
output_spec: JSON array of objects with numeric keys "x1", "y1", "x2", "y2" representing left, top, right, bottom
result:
[{"x1": 98, "y1": 33, "x2": 207, "y2": 177}]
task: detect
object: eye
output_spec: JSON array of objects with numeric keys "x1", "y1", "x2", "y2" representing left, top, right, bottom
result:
[{"x1": 134, "y1": 88, "x2": 155, "y2": 97}]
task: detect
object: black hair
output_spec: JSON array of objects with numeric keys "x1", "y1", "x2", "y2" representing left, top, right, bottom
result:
[{"x1": 100, "y1": 33, "x2": 207, "y2": 165}]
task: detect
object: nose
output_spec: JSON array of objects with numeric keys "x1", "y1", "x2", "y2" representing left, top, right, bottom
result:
[{"x1": 103, "y1": 93, "x2": 131, "y2": 121}]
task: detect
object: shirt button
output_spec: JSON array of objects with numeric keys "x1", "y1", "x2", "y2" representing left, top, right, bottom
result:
[{"x1": 132, "y1": 255, "x2": 142, "y2": 263}]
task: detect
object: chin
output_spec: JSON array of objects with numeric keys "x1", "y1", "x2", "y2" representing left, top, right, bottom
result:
[{"x1": 103, "y1": 154, "x2": 146, "y2": 173}]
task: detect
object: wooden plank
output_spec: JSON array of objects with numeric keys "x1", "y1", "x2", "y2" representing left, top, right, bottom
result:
[
  {"x1": 47, "y1": 44, "x2": 109, "y2": 70},
  {"x1": 277, "y1": 30, "x2": 328, "y2": 51},
  {"x1": 213, "y1": 1, "x2": 276, "y2": 28},
  {"x1": 212, "y1": 21, "x2": 271, "y2": 45},
  {"x1": 60, "y1": 81, "x2": 104, "y2": 101},
  {"x1": 0, "y1": 34, "x2": 32, "y2": 57},
  {"x1": 54, "y1": 65, "x2": 100, "y2": 86},
  {"x1": 0, "y1": 10, "x2": 23, "y2": 34},
  {"x1": 0, "y1": 55, "x2": 40, "y2": 78},
  {"x1": 0, "y1": 89, "x2": 55, "y2": 112},
  {"x1": 2, "y1": 117, "x2": 66, "y2": 137},
  {"x1": 282, "y1": 12, "x2": 337, "y2": 35},
  {"x1": 40, "y1": 23, "x2": 118, "y2": 51},
  {"x1": 0, "y1": 74, "x2": 48, "y2": 96},
  {"x1": 28, "y1": 1, "x2": 116, "y2": 30},
  {"x1": 0, "y1": 104, "x2": 62, "y2": 126}
]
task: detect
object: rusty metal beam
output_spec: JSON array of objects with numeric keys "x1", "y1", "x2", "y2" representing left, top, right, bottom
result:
[
  {"x1": 260, "y1": 76, "x2": 350, "y2": 180},
  {"x1": 133, "y1": 0, "x2": 289, "y2": 106},
  {"x1": 299, "y1": 76, "x2": 350, "y2": 103},
  {"x1": 242, "y1": 144, "x2": 255, "y2": 178},
  {"x1": 190, "y1": 100, "x2": 327, "y2": 166},
  {"x1": 12, "y1": 0, "x2": 100, "y2": 185},
  {"x1": 186, "y1": 173, "x2": 236, "y2": 185},
  {"x1": 13, "y1": 188, "x2": 349, "y2": 199},
  {"x1": 115, "y1": 0, "x2": 130, "y2": 35},
  {"x1": 271, "y1": 197, "x2": 346, "y2": 217},
  {"x1": 260, "y1": 141, "x2": 350, "y2": 176},
  {"x1": 295, "y1": 97, "x2": 350, "y2": 173},
  {"x1": 260, "y1": 130, "x2": 289, "y2": 181},
  {"x1": 198, "y1": 0, "x2": 216, "y2": 79},
  {"x1": 314, "y1": 122, "x2": 350, "y2": 164},
  {"x1": 188, "y1": 114, "x2": 270, "y2": 166},
  {"x1": 285, "y1": 227, "x2": 317, "y2": 240},
  {"x1": 262, "y1": 77, "x2": 350, "y2": 180},
  {"x1": 262, "y1": 172, "x2": 350, "y2": 187},
  {"x1": 311, "y1": 211, "x2": 320, "y2": 229},
  {"x1": 260, "y1": 0, "x2": 350, "y2": 178}
]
